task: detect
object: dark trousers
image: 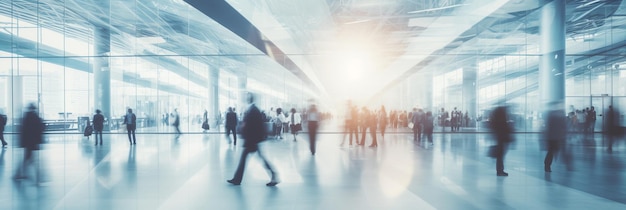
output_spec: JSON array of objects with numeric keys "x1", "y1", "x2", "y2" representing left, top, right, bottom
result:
[
  {"x1": 231, "y1": 145, "x2": 277, "y2": 183},
  {"x1": 424, "y1": 127, "x2": 433, "y2": 143},
  {"x1": 94, "y1": 129, "x2": 103, "y2": 145},
  {"x1": 0, "y1": 128, "x2": 6, "y2": 145},
  {"x1": 226, "y1": 126, "x2": 237, "y2": 145},
  {"x1": 496, "y1": 143, "x2": 508, "y2": 173},
  {"x1": 544, "y1": 140, "x2": 560, "y2": 169},
  {"x1": 174, "y1": 125, "x2": 181, "y2": 134},
  {"x1": 413, "y1": 126, "x2": 422, "y2": 141},
  {"x1": 308, "y1": 121, "x2": 318, "y2": 155},
  {"x1": 127, "y1": 124, "x2": 136, "y2": 143}
]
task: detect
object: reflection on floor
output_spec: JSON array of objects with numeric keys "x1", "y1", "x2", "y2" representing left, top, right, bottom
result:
[{"x1": 0, "y1": 128, "x2": 624, "y2": 210}]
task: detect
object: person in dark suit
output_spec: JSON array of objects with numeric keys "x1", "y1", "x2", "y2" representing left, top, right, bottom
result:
[
  {"x1": 225, "y1": 107, "x2": 238, "y2": 145},
  {"x1": 172, "y1": 108, "x2": 182, "y2": 139},
  {"x1": 228, "y1": 92, "x2": 279, "y2": 186},
  {"x1": 489, "y1": 105, "x2": 514, "y2": 176},
  {"x1": 93, "y1": 109, "x2": 105, "y2": 146},
  {"x1": 544, "y1": 101, "x2": 568, "y2": 172},
  {"x1": 14, "y1": 103, "x2": 45, "y2": 181},
  {"x1": 307, "y1": 102, "x2": 320, "y2": 155},
  {"x1": 123, "y1": 108, "x2": 137, "y2": 145},
  {"x1": 605, "y1": 105, "x2": 621, "y2": 152},
  {"x1": 423, "y1": 111, "x2": 435, "y2": 146}
]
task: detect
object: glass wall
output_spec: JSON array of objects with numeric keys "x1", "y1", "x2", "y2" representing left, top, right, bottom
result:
[
  {"x1": 0, "y1": 0, "x2": 311, "y2": 133},
  {"x1": 2, "y1": 1, "x2": 626, "y2": 134},
  {"x1": 380, "y1": 8, "x2": 626, "y2": 132}
]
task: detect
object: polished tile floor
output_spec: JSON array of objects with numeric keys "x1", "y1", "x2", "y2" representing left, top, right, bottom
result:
[{"x1": 0, "y1": 125, "x2": 625, "y2": 210}]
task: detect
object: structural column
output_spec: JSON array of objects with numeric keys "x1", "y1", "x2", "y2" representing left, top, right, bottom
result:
[
  {"x1": 208, "y1": 68, "x2": 220, "y2": 126},
  {"x1": 539, "y1": 0, "x2": 566, "y2": 107},
  {"x1": 463, "y1": 63, "x2": 477, "y2": 126},
  {"x1": 237, "y1": 73, "x2": 248, "y2": 114},
  {"x1": 94, "y1": 25, "x2": 111, "y2": 129}
]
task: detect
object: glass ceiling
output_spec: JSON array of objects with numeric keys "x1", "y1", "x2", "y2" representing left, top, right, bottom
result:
[{"x1": 2, "y1": 0, "x2": 626, "y2": 106}]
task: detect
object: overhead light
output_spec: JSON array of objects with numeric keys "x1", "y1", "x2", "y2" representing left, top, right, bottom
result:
[
  {"x1": 344, "y1": 19, "x2": 372, "y2": 25},
  {"x1": 407, "y1": 4, "x2": 468, "y2": 14}
]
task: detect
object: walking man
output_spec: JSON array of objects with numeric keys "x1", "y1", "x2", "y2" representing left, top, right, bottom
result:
[
  {"x1": 227, "y1": 92, "x2": 279, "y2": 186},
  {"x1": 14, "y1": 103, "x2": 45, "y2": 181},
  {"x1": 93, "y1": 109, "x2": 105, "y2": 145},
  {"x1": 124, "y1": 108, "x2": 137, "y2": 145},
  {"x1": 225, "y1": 107, "x2": 238, "y2": 145}
]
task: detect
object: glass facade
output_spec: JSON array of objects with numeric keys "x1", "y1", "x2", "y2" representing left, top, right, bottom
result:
[
  {"x1": 1, "y1": 0, "x2": 626, "y2": 133},
  {"x1": 0, "y1": 0, "x2": 312, "y2": 133}
]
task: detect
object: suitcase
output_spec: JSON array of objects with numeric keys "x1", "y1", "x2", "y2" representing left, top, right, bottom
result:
[{"x1": 84, "y1": 126, "x2": 93, "y2": 136}]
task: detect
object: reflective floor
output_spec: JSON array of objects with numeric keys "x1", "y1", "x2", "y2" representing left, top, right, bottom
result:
[{"x1": 0, "y1": 125, "x2": 625, "y2": 210}]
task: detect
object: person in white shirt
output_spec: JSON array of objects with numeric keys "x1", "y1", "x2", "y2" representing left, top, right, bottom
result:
[
  {"x1": 273, "y1": 108, "x2": 286, "y2": 139},
  {"x1": 288, "y1": 108, "x2": 302, "y2": 141}
]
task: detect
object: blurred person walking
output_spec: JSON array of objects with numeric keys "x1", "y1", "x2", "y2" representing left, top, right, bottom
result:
[
  {"x1": 378, "y1": 106, "x2": 388, "y2": 139},
  {"x1": 227, "y1": 93, "x2": 279, "y2": 186},
  {"x1": 587, "y1": 106, "x2": 597, "y2": 133},
  {"x1": 605, "y1": 105, "x2": 622, "y2": 152},
  {"x1": 543, "y1": 102, "x2": 571, "y2": 172},
  {"x1": 411, "y1": 108, "x2": 424, "y2": 142},
  {"x1": 489, "y1": 106, "x2": 514, "y2": 176},
  {"x1": 362, "y1": 108, "x2": 378, "y2": 147},
  {"x1": 172, "y1": 108, "x2": 182, "y2": 138},
  {"x1": 93, "y1": 109, "x2": 105, "y2": 146},
  {"x1": 423, "y1": 111, "x2": 435, "y2": 146},
  {"x1": 0, "y1": 110, "x2": 7, "y2": 147},
  {"x1": 202, "y1": 110, "x2": 210, "y2": 132},
  {"x1": 14, "y1": 103, "x2": 45, "y2": 181},
  {"x1": 124, "y1": 108, "x2": 137, "y2": 145},
  {"x1": 225, "y1": 107, "x2": 238, "y2": 145},
  {"x1": 341, "y1": 102, "x2": 360, "y2": 146},
  {"x1": 307, "y1": 102, "x2": 320, "y2": 155}
]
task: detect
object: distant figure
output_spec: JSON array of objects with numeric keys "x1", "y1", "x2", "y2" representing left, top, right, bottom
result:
[
  {"x1": 202, "y1": 110, "x2": 210, "y2": 132},
  {"x1": 307, "y1": 102, "x2": 320, "y2": 155},
  {"x1": 14, "y1": 103, "x2": 45, "y2": 181},
  {"x1": 543, "y1": 102, "x2": 569, "y2": 172},
  {"x1": 341, "y1": 102, "x2": 360, "y2": 146},
  {"x1": 172, "y1": 109, "x2": 181, "y2": 137},
  {"x1": 587, "y1": 106, "x2": 597, "y2": 133},
  {"x1": 411, "y1": 108, "x2": 424, "y2": 142},
  {"x1": 289, "y1": 108, "x2": 302, "y2": 141},
  {"x1": 273, "y1": 108, "x2": 286, "y2": 139},
  {"x1": 124, "y1": 108, "x2": 137, "y2": 145},
  {"x1": 225, "y1": 107, "x2": 238, "y2": 145},
  {"x1": 423, "y1": 111, "x2": 435, "y2": 146},
  {"x1": 0, "y1": 111, "x2": 7, "y2": 147},
  {"x1": 227, "y1": 92, "x2": 279, "y2": 186},
  {"x1": 489, "y1": 106, "x2": 514, "y2": 176},
  {"x1": 93, "y1": 109, "x2": 105, "y2": 146},
  {"x1": 605, "y1": 105, "x2": 621, "y2": 152},
  {"x1": 378, "y1": 106, "x2": 388, "y2": 139},
  {"x1": 463, "y1": 111, "x2": 469, "y2": 127},
  {"x1": 366, "y1": 108, "x2": 378, "y2": 147}
]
